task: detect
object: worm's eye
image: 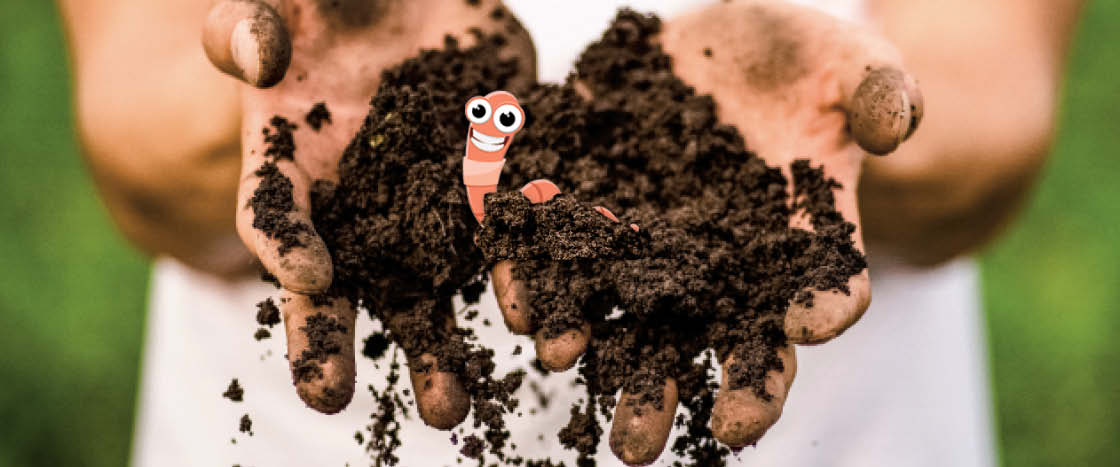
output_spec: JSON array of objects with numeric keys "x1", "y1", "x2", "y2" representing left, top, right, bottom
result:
[
  {"x1": 494, "y1": 104, "x2": 523, "y2": 133},
  {"x1": 465, "y1": 98, "x2": 492, "y2": 124}
]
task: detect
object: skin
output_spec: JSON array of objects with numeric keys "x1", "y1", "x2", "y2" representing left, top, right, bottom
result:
[
  {"x1": 62, "y1": 0, "x2": 537, "y2": 419},
  {"x1": 495, "y1": 3, "x2": 921, "y2": 462},
  {"x1": 56, "y1": 0, "x2": 1081, "y2": 464},
  {"x1": 860, "y1": 0, "x2": 1084, "y2": 265},
  {"x1": 214, "y1": 0, "x2": 535, "y2": 420}
]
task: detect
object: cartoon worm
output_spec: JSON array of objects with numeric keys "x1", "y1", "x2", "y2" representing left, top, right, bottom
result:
[
  {"x1": 463, "y1": 91, "x2": 637, "y2": 231},
  {"x1": 463, "y1": 91, "x2": 524, "y2": 222}
]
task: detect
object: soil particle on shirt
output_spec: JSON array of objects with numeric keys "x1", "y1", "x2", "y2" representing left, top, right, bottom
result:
[
  {"x1": 223, "y1": 379, "x2": 244, "y2": 402},
  {"x1": 239, "y1": 414, "x2": 253, "y2": 435},
  {"x1": 253, "y1": 328, "x2": 272, "y2": 340},
  {"x1": 557, "y1": 403, "x2": 603, "y2": 465},
  {"x1": 460, "y1": 434, "x2": 485, "y2": 459},
  {"x1": 256, "y1": 298, "x2": 282, "y2": 327},
  {"x1": 249, "y1": 8, "x2": 864, "y2": 467}
]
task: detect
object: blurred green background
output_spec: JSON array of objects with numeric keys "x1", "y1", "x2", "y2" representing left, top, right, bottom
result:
[{"x1": 0, "y1": 1, "x2": 1117, "y2": 466}]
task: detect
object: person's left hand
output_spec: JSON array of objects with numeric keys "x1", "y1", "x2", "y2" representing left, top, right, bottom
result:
[{"x1": 489, "y1": 1, "x2": 922, "y2": 464}]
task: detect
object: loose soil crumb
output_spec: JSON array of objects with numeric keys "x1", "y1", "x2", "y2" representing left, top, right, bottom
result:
[
  {"x1": 306, "y1": 102, "x2": 332, "y2": 131},
  {"x1": 254, "y1": 328, "x2": 272, "y2": 340},
  {"x1": 460, "y1": 435, "x2": 485, "y2": 459},
  {"x1": 256, "y1": 298, "x2": 281, "y2": 327},
  {"x1": 239, "y1": 414, "x2": 253, "y2": 435},
  {"x1": 362, "y1": 334, "x2": 391, "y2": 361},
  {"x1": 223, "y1": 379, "x2": 244, "y2": 402},
  {"x1": 250, "y1": 9, "x2": 865, "y2": 467}
]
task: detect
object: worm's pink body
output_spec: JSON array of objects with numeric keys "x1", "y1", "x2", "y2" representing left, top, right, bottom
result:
[
  {"x1": 462, "y1": 92, "x2": 637, "y2": 232},
  {"x1": 462, "y1": 91, "x2": 524, "y2": 222}
]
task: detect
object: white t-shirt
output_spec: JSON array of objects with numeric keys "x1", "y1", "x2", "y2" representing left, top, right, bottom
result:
[{"x1": 131, "y1": 2, "x2": 996, "y2": 466}]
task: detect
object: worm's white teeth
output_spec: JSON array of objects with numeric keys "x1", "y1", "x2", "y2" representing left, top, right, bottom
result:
[
  {"x1": 471, "y1": 129, "x2": 505, "y2": 144},
  {"x1": 470, "y1": 129, "x2": 506, "y2": 152}
]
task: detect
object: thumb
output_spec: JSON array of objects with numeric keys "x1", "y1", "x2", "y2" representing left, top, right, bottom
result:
[
  {"x1": 846, "y1": 66, "x2": 923, "y2": 155},
  {"x1": 202, "y1": 0, "x2": 292, "y2": 88}
]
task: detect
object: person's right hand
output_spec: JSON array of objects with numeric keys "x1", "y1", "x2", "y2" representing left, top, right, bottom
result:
[
  {"x1": 202, "y1": 0, "x2": 535, "y2": 417},
  {"x1": 490, "y1": 2, "x2": 922, "y2": 465}
]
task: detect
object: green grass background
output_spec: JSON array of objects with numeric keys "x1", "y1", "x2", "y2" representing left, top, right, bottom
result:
[{"x1": 0, "y1": 1, "x2": 1117, "y2": 466}]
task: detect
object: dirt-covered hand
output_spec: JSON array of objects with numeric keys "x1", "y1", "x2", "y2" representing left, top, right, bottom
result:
[
  {"x1": 660, "y1": 0, "x2": 920, "y2": 460},
  {"x1": 202, "y1": 0, "x2": 534, "y2": 419},
  {"x1": 490, "y1": 1, "x2": 921, "y2": 464}
]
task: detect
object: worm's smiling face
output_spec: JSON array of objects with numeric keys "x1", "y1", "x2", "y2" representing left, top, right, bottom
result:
[{"x1": 464, "y1": 91, "x2": 524, "y2": 160}]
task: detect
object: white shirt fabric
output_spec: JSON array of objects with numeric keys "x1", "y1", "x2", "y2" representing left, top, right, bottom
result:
[{"x1": 131, "y1": 2, "x2": 997, "y2": 466}]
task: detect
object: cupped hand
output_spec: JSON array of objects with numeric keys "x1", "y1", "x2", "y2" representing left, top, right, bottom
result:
[
  {"x1": 490, "y1": 1, "x2": 922, "y2": 464},
  {"x1": 202, "y1": 0, "x2": 534, "y2": 419}
]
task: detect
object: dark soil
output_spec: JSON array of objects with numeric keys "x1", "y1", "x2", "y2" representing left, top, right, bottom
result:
[
  {"x1": 248, "y1": 9, "x2": 865, "y2": 467},
  {"x1": 223, "y1": 379, "x2": 244, "y2": 402},
  {"x1": 239, "y1": 414, "x2": 253, "y2": 435},
  {"x1": 290, "y1": 312, "x2": 349, "y2": 384},
  {"x1": 253, "y1": 328, "x2": 271, "y2": 341},
  {"x1": 461, "y1": 434, "x2": 486, "y2": 459},
  {"x1": 306, "y1": 102, "x2": 332, "y2": 131},
  {"x1": 250, "y1": 117, "x2": 311, "y2": 256},
  {"x1": 262, "y1": 116, "x2": 297, "y2": 161},
  {"x1": 256, "y1": 298, "x2": 281, "y2": 327}
]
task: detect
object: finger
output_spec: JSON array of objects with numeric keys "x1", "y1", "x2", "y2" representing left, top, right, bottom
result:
[
  {"x1": 505, "y1": 178, "x2": 592, "y2": 371},
  {"x1": 203, "y1": 0, "x2": 291, "y2": 88},
  {"x1": 491, "y1": 260, "x2": 535, "y2": 335},
  {"x1": 846, "y1": 66, "x2": 923, "y2": 155},
  {"x1": 784, "y1": 270, "x2": 870, "y2": 344},
  {"x1": 492, "y1": 258, "x2": 589, "y2": 370},
  {"x1": 408, "y1": 352, "x2": 471, "y2": 430},
  {"x1": 391, "y1": 303, "x2": 471, "y2": 430},
  {"x1": 235, "y1": 121, "x2": 333, "y2": 294},
  {"x1": 534, "y1": 322, "x2": 591, "y2": 372},
  {"x1": 384, "y1": 301, "x2": 471, "y2": 430},
  {"x1": 711, "y1": 345, "x2": 796, "y2": 448},
  {"x1": 281, "y1": 291, "x2": 356, "y2": 414},
  {"x1": 785, "y1": 173, "x2": 871, "y2": 345},
  {"x1": 490, "y1": 178, "x2": 557, "y2": 334},
  {"x1": 609, "y1": 378, "x2": 679, "y2": 466}
]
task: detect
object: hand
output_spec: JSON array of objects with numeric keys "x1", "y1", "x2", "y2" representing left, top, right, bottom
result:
[
  {"x1": 202, "y1": 0, "x2": 534, "y2": 416},
  {"x1": 490, "y1": 1, "x2": 922, "y2": 464},
  {"x1": 857, "y1": 0, "x2": 1078, "y2": 266}
]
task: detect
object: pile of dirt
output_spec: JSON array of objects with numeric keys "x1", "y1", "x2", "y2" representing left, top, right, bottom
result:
[
  {"x1": 251, "y1": 9, "x2": 864, "y2": 467},
  {"x1": 473, "y1": 12, "x2": 863, "y2": 462}
]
